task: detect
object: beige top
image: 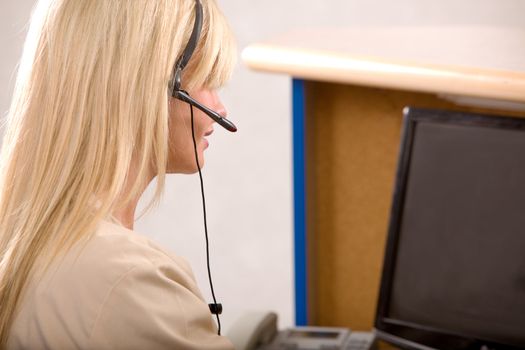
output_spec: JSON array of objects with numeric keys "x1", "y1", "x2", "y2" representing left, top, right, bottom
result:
[
  {"x1": 7, "y1": 219, "x2": 234, "y2": 350},
  {"x1": 242, "y1": 26, "x2": 525, "y2": 103}
]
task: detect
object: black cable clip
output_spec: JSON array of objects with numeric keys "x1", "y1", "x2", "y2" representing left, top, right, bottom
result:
[{"x1": 209, "y1": 303, "x2": 223, "y2": 315}]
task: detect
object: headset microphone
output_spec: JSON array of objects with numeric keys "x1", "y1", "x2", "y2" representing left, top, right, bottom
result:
[{"x1": 175, "y1": 89, "x2": 237, "y2": 132}]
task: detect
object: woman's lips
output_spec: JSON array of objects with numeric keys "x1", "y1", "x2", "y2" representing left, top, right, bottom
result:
[{"x1": 203, "y1": 129, "x2": 213, "y2": 149}]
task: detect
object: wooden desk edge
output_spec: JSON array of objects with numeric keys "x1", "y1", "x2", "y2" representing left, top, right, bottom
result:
[{"x1": 242, "y1": 44, "x2": 525, "y2": 104}]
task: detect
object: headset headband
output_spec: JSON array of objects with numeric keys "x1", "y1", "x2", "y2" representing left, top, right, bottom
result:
[{"x1": 172, "y1": 0, "x2": 203, "y2": 91}]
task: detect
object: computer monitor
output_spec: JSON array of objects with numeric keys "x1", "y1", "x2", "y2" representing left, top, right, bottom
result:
[{"x1": 374, "y1": 107, "x2": 525, "y2": 350}]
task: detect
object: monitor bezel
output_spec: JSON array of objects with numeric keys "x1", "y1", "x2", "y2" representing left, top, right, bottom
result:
[{"x1": 374, "y1": 107, "x2": 525, "y2": 350}]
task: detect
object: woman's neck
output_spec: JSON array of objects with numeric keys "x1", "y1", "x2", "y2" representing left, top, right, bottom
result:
[{"x1": 112, "y1": 160, "x2": 155, "y2": 230}]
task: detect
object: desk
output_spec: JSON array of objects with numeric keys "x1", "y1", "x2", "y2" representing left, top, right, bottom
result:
[{"x1": 243, "y1": 27, "x2": 525, "y2": 331}]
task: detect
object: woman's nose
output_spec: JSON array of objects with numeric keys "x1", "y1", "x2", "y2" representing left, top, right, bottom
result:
[{"x1": 213, "y1": 92, "x2": 227, "y2": 118}]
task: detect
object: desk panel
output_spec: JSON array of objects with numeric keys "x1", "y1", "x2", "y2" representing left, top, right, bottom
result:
[{"x1": 298, "y1": 81, "x2": 525, "y2": 330}]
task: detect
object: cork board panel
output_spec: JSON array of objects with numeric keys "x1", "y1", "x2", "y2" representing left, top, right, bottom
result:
[{"x1": 303, "y1": 81, "x2": 525, "y2": 330}]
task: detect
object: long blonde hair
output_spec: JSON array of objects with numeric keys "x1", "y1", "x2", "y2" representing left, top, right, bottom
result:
[{"x1": 0, "y1": 0, "x2": 236, "y2": 346}]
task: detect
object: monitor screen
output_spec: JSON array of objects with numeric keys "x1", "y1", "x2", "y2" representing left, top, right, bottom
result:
[{"x1": 375, "y1": 108, "x2": 525, "y2": 350}]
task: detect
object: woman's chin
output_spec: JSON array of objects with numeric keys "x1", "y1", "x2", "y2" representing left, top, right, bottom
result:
[
  {"x1": 166, "y1": 159, "x2": 205, "y2": 174},
  {"x1": 166, "y1": 147, "x2": 206, "y2": 174}
]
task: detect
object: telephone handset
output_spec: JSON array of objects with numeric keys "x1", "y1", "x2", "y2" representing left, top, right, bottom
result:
[
  {"x1": 227, "y1": 312, "x2": 376, "y2": 350},
  {"x1": 227, "y1": 312, "x2": 278, "y2": 350}
]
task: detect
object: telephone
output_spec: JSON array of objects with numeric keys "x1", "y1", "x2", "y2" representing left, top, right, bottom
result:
[{"x1": 227, "y1": 312, "x2": 377, "y2": 350}]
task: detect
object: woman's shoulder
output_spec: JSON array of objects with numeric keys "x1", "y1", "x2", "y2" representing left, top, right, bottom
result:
[
  {"x1": 55, "y1": 219, "x2": 200, "y2": 298},
  {"x1": 90, "y1": 219, "x2": 195, "y2": 277},
  {"x1": 8, "y1": 219, "x2": 233, "y2": 350}
]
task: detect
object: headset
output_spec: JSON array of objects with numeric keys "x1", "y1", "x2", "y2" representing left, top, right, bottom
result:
[
  {"x1": 169, "y1": 0, "x2": 237, "y2": 132},
  {"x1": 169, "y1": 0, "x2": 236, "y2": 336}
]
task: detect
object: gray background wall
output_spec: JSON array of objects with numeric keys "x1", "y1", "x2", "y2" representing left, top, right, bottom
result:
[{"x1": 1, "y1": 0, "x2": 524, "y2": 334}]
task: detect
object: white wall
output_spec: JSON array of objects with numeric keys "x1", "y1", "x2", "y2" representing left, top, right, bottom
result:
[
  {"x1": 0, "y1": 1, "x2": 35, "y2": 120},
  {"x1": 1, "y1": 0, "x2": 524, "y2": 335}
]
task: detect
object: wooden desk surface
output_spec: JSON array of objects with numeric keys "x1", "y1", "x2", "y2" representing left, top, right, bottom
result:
[{"x1": 242, "y1": 26, "x2": 525, "y2": 104}]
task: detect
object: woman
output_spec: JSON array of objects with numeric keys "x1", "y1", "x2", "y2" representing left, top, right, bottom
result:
[{"x1": 0, "y1": 0, "x2": 236, "y2": 348}]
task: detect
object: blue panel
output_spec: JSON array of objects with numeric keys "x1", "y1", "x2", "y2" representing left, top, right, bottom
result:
[{"x1": 292, "y1": 78, "x2": 308, "y2": 326}]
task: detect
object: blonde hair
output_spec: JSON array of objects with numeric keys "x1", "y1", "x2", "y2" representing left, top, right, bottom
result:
[{"x1": 0, "y1": 0, "x2": 236, "y2": 346}]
